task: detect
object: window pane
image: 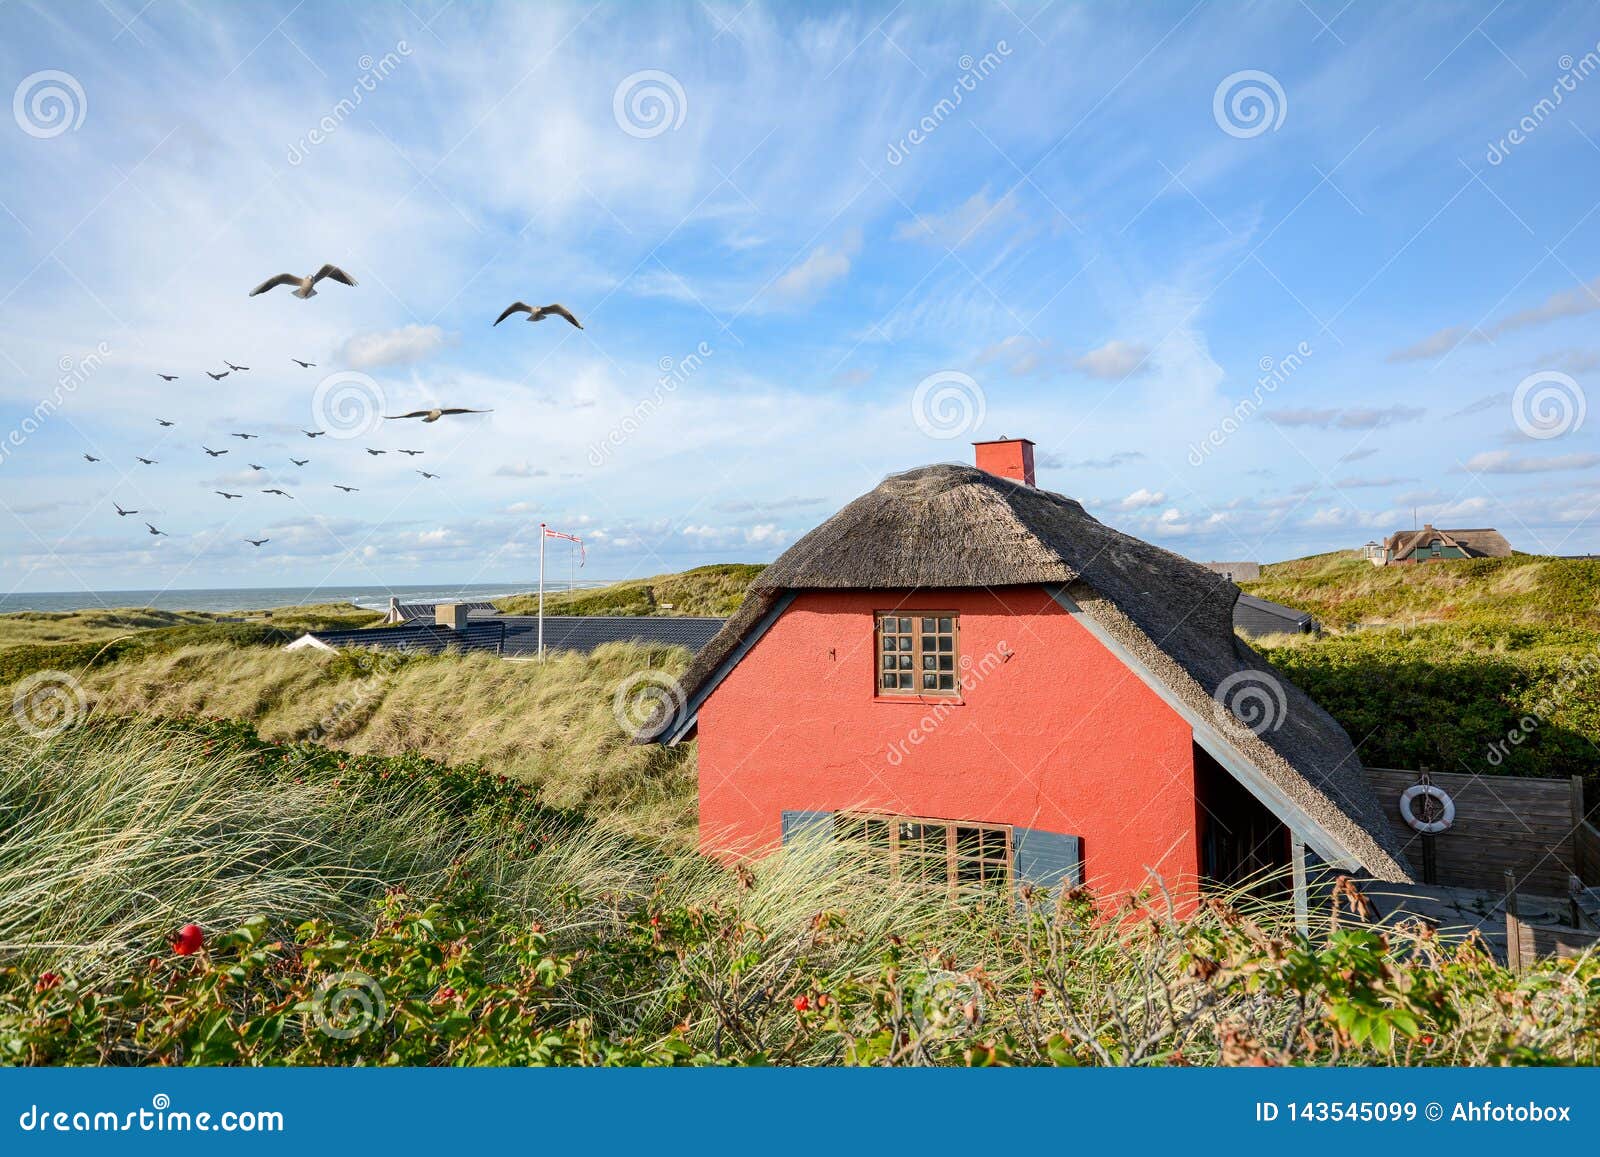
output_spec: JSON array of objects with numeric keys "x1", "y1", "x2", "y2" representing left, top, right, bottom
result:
[
  {"x1": 939, "y1": 617, "x2": 953, "y2": 632},
  {"x1": 898, "y1": 618, "x2": 911, "y2": 632},
  {"x1": 937, "y1": 636, "x2": 952, "y2": 652},
  {"x1": 923, "y1": 674, "x2": 937, "y2": 689},
  {"x1": 921, "y1": 617, "x2": 936, "y2": 632}
]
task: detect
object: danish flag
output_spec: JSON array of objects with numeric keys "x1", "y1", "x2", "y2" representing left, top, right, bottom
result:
[{"x1": 542, "y1": 523, "x2": 585, "y2": 566}]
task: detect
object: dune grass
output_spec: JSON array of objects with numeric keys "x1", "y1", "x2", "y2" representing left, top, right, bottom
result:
[
  {"x1": 78, "y1": 639, "x2": 699, "y2": 840},
  {"x1": 495, "y1": 563, "x2": 765, "y2": 618},
  {"x1": 0, "y1": 603, "x2": 383, "y2": 652}
]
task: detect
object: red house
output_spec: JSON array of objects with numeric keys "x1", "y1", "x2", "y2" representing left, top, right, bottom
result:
[{"x1": 658, "y1": 439, "x2": 1411, "y2": 908}]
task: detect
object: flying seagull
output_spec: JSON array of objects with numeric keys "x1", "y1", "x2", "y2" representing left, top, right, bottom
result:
[
  {"x1": 384, "y1": 408, "x2": 493, "y2": 423},
  {"x1": 216, "y1": 491, "x2": 242, "y2": 499},
  {"x1": 136, "y1": 456, "x2": 157, "y2": 465},
  {"x1": 365, "y1": 447, "x2": 387, "y2": 455},
  {"x1": 114, "y1": 503, "x2": 137, "y2": 517},
  {"x1": 156, "y1": 418, "x2": 175, "y2": 427},
  {"x1": 203, "y1": 446, "x2": 228, "y2": 457},
  {"x1": 416, "y1": 470, "x2": 440, "y2": 479},
  {"x1": 302, "y1": 429, "x2": 326, "y2": 438},
  {"x1": 157, "y1": 373, "x2": 178, "y2": 382},
  {"x1": 262, "y1": 488, "x2": 292, "y2": 498},
  {"x1": 145, "y1": 523, "x2": 167, "y2": 537},
  {"x1": 248, "y1": 463, "x2": 264, "y2": 471},
  {"x1": 245, "y1": 538, "x2": 270, "y2": 547},
  {"x1": 83, "y1": 453, "x2": 100, "y2": 462},
  {"x1": 291, "y1": 358, "x2": 315, "y2": 368},
  {"x1": 397, "y1": 448, "x2": 424, "y2": 456},
  {"x1": 290, "y1": 457, "x2": 309, "y2": 466},
  {"x1": 493, "y1": 302, "x2": 582, "y2": 329},
  {"x1": 250, "y1": 264, "x2": 358, "y2": 299},
  {"x1": 207, "y1": 370, "x2": 229, "y2": 381},
  {"x1": 225, "y1": 361, "x2": 250, "y2": 372},
  {"x1": 231, "y1": 432, "x2": 259, "y2": 440},
  {"x1": 333, "y1": 484, "x2": 360, "y2": 493}
]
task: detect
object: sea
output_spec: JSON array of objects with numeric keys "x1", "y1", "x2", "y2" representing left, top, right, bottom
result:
[{"x1": 0, "y1": 581, "x2": 608, "y2": 615}]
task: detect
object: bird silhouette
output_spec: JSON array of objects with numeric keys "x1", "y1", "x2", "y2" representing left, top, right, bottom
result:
[
  {"x1": 248, "y1": 463, "x2": 264, "y2": 471},
  {"x1": 136, "y1": 457, "x2": 157, "y2": 465},
  {"x1": 333, "y1": 484, "x2": 359, "y2": 493},
  {"x1": 145, "y1": 523, "x2": 167, "y2": 536},
  {"x1": 384, "y1": 408, "x2": 493, "y2": 423},
  {"x1": 83, "y1": 453, "x2": 100, "y2": 462},
  {"x1": 416, "y1": 470, "x2": 440, "y2": 479},
  {"x1": 249, "y1": 264, "x2": 358, "y2": 299},
  {"x1": 397, "y1": 449, "x2": 424, "y2": 456},
  {"x1": 156, "y1": 418, "x2": 175, "y2": 427},
  {"x1": 207, "y1": 370, "x2": 229, "y2": 381},
  {"x1": 290, "y1": 457, "x2": 309, "y2": 466},
  {"x1": 245, "y1": 538, "x2": 270, "y2": 547},
  {"x1": 114, "y1": 503, "x2": 137, "y2": 517},
  {"x1": 365, "y1": 448, "x2": 387, "y2": 455},
  {"x1": 493, "y1": 302, "x2": 582, "y2": 329},
  {"x1": 203, "y1": 446, "x2": 228, "y2": 457},
  {"x1": 231, "y1": 433, "x2": 259, "y2": 440},
  {"x1": 157, "y1": 373, "x2": 178, "y2": 381},
  {"x1": 291, "y1": 358, "x2": 316, "y2": 368},
  {"x1": 262, "y1": 488, "x2": 292, "y2": 498},
  {"x1": 302, "y1": 429, "x2": 326, "y2": 438},
  {"x1": 216, "y1": 491, "x2": 242, "y2": 499},
  {"x1": 224, "y1": 361, "x2": 249, "y2": 372}
]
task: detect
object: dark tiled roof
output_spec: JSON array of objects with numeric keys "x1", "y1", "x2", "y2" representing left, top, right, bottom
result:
[
  {"x1": 295, "y1": 616, "x2": 726, "y2": 658},
  {"x1": 1234, "y1": 593, "x2": 1316, "y2": 638},
  {"x1": 390, "y1": 600, "x2": 502, "y2": 621}
]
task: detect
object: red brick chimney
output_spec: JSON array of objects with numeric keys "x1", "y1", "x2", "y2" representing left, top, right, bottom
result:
[{"x1": 973, "y1": 436, "x2": 1035, "y2": 486}]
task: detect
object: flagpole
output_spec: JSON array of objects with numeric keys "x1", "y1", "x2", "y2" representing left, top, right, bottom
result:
[{"x1": 538, "y1": 522, "x2": 546, "y2": 660}]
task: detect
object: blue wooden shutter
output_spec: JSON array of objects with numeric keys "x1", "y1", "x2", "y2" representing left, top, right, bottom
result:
[
  {"x1": 1012, "y1": 827, "x2": 1082, "y2": 889},
  {"x1": 781, "y1": 810, "x2": 834, "y2": 846}
]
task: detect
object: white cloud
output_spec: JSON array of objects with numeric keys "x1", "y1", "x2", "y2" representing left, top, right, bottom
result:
[
  {"x1": 340, "y1": 325, "x2": 453, "y2": 369},
  {"x1": 494, "y1": 462, "x2": 550, "y2": 479},
  {"x1": 1074, "y1": 340, "x2": 1149, "y2": 380},
  {"x1": 1107, "y1": 487, "x2": 1166, "y2": 511},
  {"x1": 894, "y1": 190, "x2": 1019, "y2": 247},
  {"x1": 1461, "y1": 450, "x2": 1600, "y2": 474},
  {"x1": 771, "y1": 231, "x2": 861, "y2": 303},
  {"x1": 1268, "y1": 406, "x2": 1425, "y2": 430}
]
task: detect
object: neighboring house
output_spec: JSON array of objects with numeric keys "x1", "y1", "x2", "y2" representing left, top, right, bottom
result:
[
  {"x1": 1376, "y1": 525, "x2": 1512, "y2": 564},
  {"x1": 1234, "y1": 593, "x2": 1318, "y2": 639},
  {"x1": 1201, "y1": 560, "x2": 1261, "y2": 582},
  {"x1": 656, "y1": 437, "x2": 1412, "y2": 909},
  {"x1": 382, "y1": 597, "x2": 501, "y2": 624},
  {"x1": 286, "y1": 603, "x2": 726, "y2": 658}
]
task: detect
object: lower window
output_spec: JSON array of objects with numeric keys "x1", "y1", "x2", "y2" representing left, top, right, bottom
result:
[{"x1": 833, "y1": 811, "x2": 1011, "y2": 889}]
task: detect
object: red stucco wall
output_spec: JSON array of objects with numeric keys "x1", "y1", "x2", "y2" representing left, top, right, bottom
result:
[{"x1": 695, "y1": 586, "x2": 1203, "y2": 901}]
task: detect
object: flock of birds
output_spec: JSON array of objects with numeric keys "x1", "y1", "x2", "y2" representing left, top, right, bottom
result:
[{"x1": 85, "y1": 264, "x2": 585, "y2": 548}]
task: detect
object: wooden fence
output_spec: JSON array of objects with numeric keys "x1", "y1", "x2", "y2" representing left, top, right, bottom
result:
[
  {"x1": 1504, "y1": 871, "x2": 1600, "y2": 973},
  {"x1": 1363, "y1": 769, "x2": 1593, "y2": 896}
]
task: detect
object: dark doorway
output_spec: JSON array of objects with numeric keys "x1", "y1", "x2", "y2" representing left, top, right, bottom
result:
[{"x1": 1195, "y1": 743, "x2": 1290, "y2": 897}]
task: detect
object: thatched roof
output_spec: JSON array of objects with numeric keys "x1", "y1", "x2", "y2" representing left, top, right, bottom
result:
[
  {"x1": 666, "y1": 464, "x2": 1412, "y2": 882},
  {"x1": 1384, "y1": 525, "x2": 1511, "y2": 559}
]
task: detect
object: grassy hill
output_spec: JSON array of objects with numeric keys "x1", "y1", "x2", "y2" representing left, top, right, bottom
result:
[
  {"x1": 1241, "y1": 551, "x2": 1600, "y2": 633},
  {"x1": 495, "y1": 563, "x2": 765, "y2": 618},
  {"x1": 1239, "y1": 553, "x2": 1600, "y2": 782},
  {"x1": 0, "y1": 602, "x2": 382, "y2": 652}
]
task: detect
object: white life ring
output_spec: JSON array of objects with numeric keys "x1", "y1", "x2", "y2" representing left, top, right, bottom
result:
[{"x1": 1399, "y1": 784, "x2": 1455, "y2": 834}]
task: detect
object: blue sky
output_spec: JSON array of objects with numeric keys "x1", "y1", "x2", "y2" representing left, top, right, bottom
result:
[{"x1": 2, "y1": 0, "x2": 1600, "y2": 594}]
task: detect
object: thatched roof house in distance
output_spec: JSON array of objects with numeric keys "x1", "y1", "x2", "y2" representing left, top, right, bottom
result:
[
  {"x1": 1379, "y1": 524, "x2": 1512, "y2": 564},
  {"x1": 660, "y1": 438, "x2": 1412, "y2": 905}
]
